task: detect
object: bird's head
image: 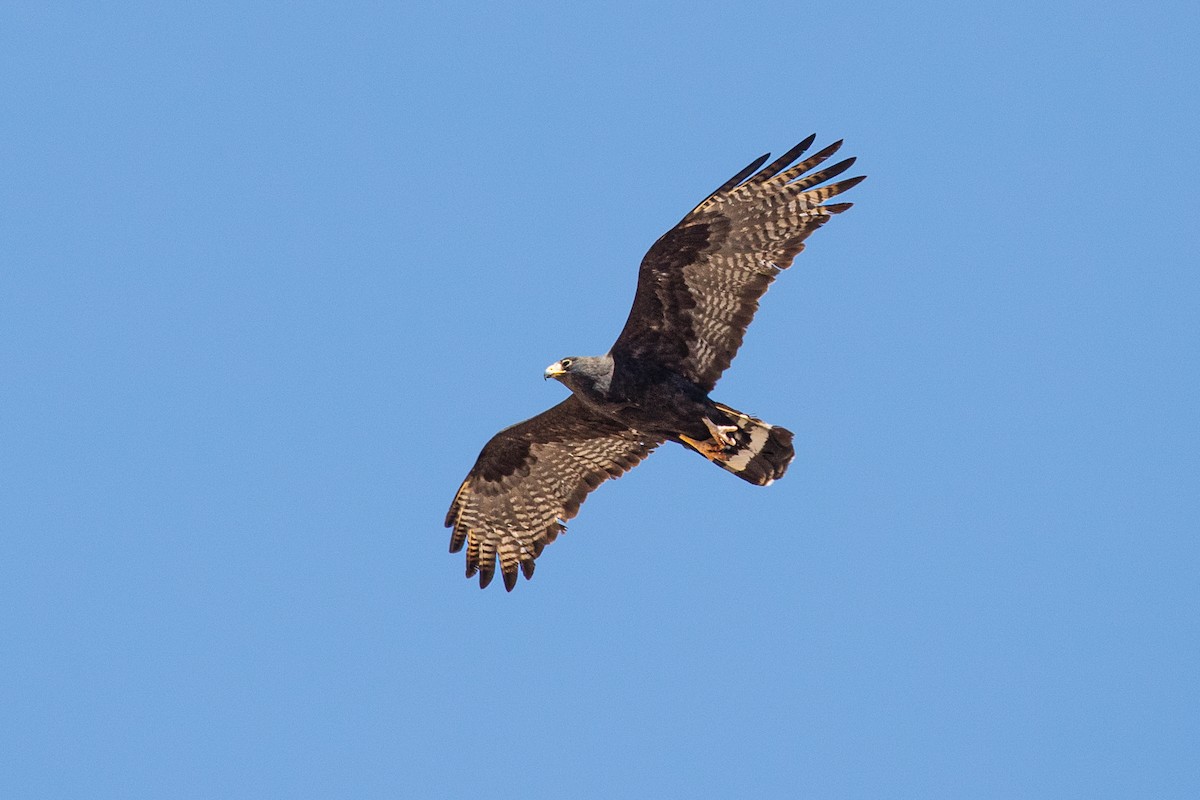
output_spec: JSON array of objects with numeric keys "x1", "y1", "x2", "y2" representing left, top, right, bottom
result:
[
  {"x1": 543, "y1": 357, "x2": 578, "y2": 382},
  {"x1": 544, "y1": 355, "x2": 614, "y2": 395}
]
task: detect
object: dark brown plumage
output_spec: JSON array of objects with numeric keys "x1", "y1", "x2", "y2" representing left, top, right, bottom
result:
[{"x1": 446, "y1": 136, "x2": 865, "y2": 590}]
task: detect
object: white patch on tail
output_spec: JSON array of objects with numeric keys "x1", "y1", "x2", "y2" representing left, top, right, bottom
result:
[{"x1": 725, "y1": 424, "x2": 770, "y2": 471}]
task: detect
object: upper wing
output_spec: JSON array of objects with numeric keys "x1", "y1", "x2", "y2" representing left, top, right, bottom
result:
[
  {"x1": 445, "y1": 396, "x2": 663, "y2": 591},
  {"x1": 610, "y1": 136, "x2": 865, "y2": 392}
]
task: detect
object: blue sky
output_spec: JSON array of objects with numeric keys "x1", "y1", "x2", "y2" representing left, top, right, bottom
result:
[{"x1": 3, "y1": 2, "x2": 1198, "y2": 797}]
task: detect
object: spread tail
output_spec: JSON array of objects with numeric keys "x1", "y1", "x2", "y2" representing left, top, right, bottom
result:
[{"x1": 679, "y1": 403, "x2": 795, "y2": 486}]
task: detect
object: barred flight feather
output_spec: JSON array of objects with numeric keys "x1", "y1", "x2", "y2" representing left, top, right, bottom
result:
[
  {"x1": 446, "y1": 397, "x2": 662, "y2": 590},
  {"x1": 611, "y1": 135, "x2": 867, "y2": 392}
]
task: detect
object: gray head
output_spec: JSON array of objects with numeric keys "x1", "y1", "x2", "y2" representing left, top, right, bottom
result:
[{"x1": 543, "y1": 354, "x2": 614, "y2": 396}]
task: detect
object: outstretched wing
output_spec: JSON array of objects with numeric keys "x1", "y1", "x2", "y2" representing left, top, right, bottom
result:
[
  {"x1": 445, "y1": 397, "x2": 663, "y2": 590},
  {"x1": 611, "y1": 136, "x2": 865, "y2": 393}
]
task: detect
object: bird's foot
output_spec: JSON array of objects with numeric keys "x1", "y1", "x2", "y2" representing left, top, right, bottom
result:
[
  {"x1": 703, "y1": 418, "x2": 740, "y2": 449},
  {"x1": 679, "y1": 434, "x2": 727, "y2": 462},
  {"x1": 680, "y1": 419, "x2": 739, "y2": 463}
]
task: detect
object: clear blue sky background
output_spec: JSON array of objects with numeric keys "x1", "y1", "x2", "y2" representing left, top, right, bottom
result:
[{"x1": 3, "y1": 2, "x2": 1197, "y2": 798}]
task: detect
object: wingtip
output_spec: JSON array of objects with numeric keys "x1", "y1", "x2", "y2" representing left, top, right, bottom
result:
[
  {"x1": 812, "y1": 139, "x2": 845, "y2": 162},
  {"x1": 749, "y1": 135, "x2": 819, "y2": 185},
  {"x1": 781, "y1": 134, "x2": 817, "y2": 164},
  {"x1": 839, "y1": 174, "x2": 868, "y2": 191}
]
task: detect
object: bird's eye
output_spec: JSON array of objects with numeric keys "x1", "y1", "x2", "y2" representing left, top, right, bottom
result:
[{"x1": 561, "y1": 359, "x2": 572, "y2": 369}]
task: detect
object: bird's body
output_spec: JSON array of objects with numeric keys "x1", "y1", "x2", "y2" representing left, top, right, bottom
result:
[
  {"x1": 547, "y1": 354, "x2": 699, "y2": 435},
  {"x1": 545, "y1": 353, "x2": 794, "y2": 485},
  {"x1": 445, "y1": 135, "x2": 865, "y2": 590}
]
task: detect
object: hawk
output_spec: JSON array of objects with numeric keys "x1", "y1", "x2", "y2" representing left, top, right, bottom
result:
[{"x1": 445, "y1": 135, "x2": 865, "y2": 590}]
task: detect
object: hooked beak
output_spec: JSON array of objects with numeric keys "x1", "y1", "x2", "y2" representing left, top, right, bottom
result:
[{"x1": 544, "y1": 361, "x2": 566, "y2": 380}]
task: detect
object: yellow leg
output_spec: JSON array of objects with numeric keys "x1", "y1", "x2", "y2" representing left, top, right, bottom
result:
[
  {"x1": 680, "y1": 415, "x2": 741, "y2": 462},
  {"x1": 679, "y1": 433, "x2": 725, "y2": 462},
  {"x1": 702, "y1": 417, "x2": 739, "y2": 448}
]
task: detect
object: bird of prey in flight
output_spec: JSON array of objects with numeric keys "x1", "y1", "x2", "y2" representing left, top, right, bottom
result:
[{"x1": 446, "y1": 135, "x2": 865, "y2": 590}]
